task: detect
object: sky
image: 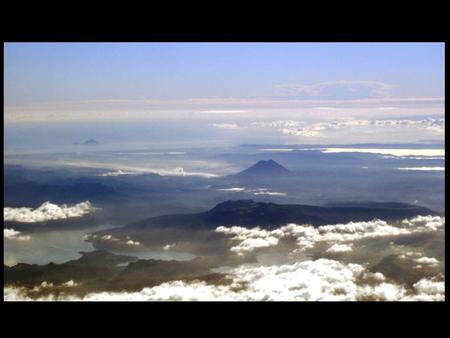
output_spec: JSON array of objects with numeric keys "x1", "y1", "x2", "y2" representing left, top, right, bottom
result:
[{"x1": 3, "y1": 43, "x2": 445, "y2": 146}]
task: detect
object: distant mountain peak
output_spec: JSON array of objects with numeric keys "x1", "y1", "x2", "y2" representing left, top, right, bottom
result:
[
  {"x1": 84, "y1": 139, "x2": 99, "y2": 145},
  {"x1": 235, "y1": 159, "x2": 291, "y2": 178},
  {"x1": 73, "y1": 139, "x2": 99, "y2": 145}
]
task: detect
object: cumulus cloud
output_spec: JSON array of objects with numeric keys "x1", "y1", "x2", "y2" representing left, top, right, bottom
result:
[
  {"x1": 5, "y1": 259, "x2": 443, "y2": 301},
  {"x1": 216, "y1": 215, "x2": 445, "y2": 255},
  {"x1": 401, "y1": 215, "x2": 444, "y2": 231},
  {"x1": 216, "y1": 226, "x2": 282, "y2": 255},
  {"x1": 412, "y1": 278, "x2": 444, "y2": 297},
  {"x1": 4, "y1": 201, "x2": 98, "y2": 223},
  {"x1": 326, "y1": 243, "x2": 353, "y2": 253},
  {"x1": 414, "y1": 257, "x2": 439, "y2": 266},
  {"x1": 252, "y1": 118, "x2": 444, "y2": 140},
  {"x1": 101, "y1": 234, "x2": 119, "y2": 241},
  {"x1": 4, "y1": 228, "x2": 31, "y2": 241},
  {"x1": 86, "y1": 233, "x2": 141, "y2": 246},
  {"x1": 163, "y1": 243, "x2": 176, "y2": 251},
  {"x1": 126, "y1": 240, "x2": 141, "y2": 246},
  {"x1": 63, "y1": 280, "x2": 78, "y2": 287}
]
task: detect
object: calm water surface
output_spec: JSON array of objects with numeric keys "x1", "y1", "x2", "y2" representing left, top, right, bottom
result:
[{"x1": 4, "y1": 224, "x2": 195, "y2": 266}]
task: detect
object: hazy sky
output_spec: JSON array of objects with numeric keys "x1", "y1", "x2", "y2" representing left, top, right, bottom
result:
[
  {"x1": 4, "y1": 43, "x2": 445, "y2": 146},
  {"x1": 5, "y1": 43, "x2": 445, "y2": 101}
]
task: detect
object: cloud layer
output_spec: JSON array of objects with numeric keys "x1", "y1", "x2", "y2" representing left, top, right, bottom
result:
[
  {"x1": 216, "y1": 215, "x2": 445, "y2": 255},
  {"x1": 275, "y1": 80, "x2": 394, "y2": 98},
  {"x1": 5, "y1": 259, "x2": 444, "y2": 301},
  {"x1": 4, "y1": 201, "x2": 97, "y2": 223},
  {"x1": 252, "y1": 118, "x2": 445, "y2": 139}
]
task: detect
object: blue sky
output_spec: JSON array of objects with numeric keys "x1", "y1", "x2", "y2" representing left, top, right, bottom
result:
[
  {"x1": 4, "y1": 43, "x2": 445, "y2": 146},
  {"x1": 5, "y1": 43, "x2": 444, "y2": 106}
]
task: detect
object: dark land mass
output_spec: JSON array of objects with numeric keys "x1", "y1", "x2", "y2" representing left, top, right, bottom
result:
[
  {"x1": 72, "y1": 139, "x2": 98, "y2": 145},
  {"x1": 86, "y1": 199, "x2": 437, "y2": 253},
  {"x1": 370, "y1": 253, "x2": 444, "y2": 288},
  {"x1": 118, "y1": 199, "x2": 436, "y2": 230},
  {"x1": 4, "y1": 250, "x2": 254, "y2": 298}
]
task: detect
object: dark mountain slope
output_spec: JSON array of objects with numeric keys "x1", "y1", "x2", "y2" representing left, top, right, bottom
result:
[
  {"x1": 121, "y1": 199, "x2": 436, "y2": 230},
  {"x1": 231, "y1": 160, "x2": 291, "y2": 180}
]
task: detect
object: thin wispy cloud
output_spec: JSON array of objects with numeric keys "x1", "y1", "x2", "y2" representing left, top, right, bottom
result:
[
  {"x1": 275, "y1": 80, "x2": 394, "y2": 98},
  {"x1": 4, "y1": 96, "x2": 444, "y2": 123},
  {"x1": 209, "y1": 123, "x2": 240, "y2": 130}
]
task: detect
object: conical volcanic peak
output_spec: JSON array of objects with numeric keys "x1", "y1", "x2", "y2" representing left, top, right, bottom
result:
[{"x1": 236, "y1": 159, "x2": 291, "y2": 178}]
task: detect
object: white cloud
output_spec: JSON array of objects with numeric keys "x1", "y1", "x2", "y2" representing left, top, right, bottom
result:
[
  {"x1": 314, "y1": 107, "x2": 343, "y2": 111},
  {"x1": 4, "y1": 228, "x2": 31, "y2": 241},
  {"x1": 216, "y1": 187, "x2": 287, "y2": 196},
  {"x1": 217, "y1": 187, "x2": 246, "y2": 192},
  {"x1": 4, "y1": 201, "x2": 98, "y2": 223},
  {"x1": 253, "y1": 191, "x2": 287, "y2": 196},
  {"x1": 412, "y1": 278, "x2": 445, "y2": 296},
  {"x1": 326, "y1": 243, "x2": 353, "y2": 253},
  {"x1": 209, "y1": 123, "x2": 240, "y2": 130},
  {"x1": 401, "y1": 215, "x2": 444, "y2": 231},
  {"x1": 275, "y1": 80, "x2": 394, "y2": 98},
  {"x1": 253, "y1": 118, "x2": 445, "y2": 140},
  {"x1": 258, "y1": 148, "x2": 295, "y2": 152},
  {"x1": 322, "y1": 148, "x2": 445, "y2": 157},
  {"x1": 63, "y1": 280, "x2": 78, "y2": 287},
  {"x1": 5, "y1": 96, "x2": 443, "y2": 124},
  {"x1": 163, "y1": 243, "x2": 176, "y2": 251},
  {"x1": 6, "y1": 259, "x2": 443, "y2": 301},
  {"x1": 99, "y1": 169, "x2": 137, "y2": 177},
  {"x1": 216, "y1": 226, "x2": 281, "y2": 256},
  {"x1": 251, "y1": 120, "x2": 304, "y2": 129},
  {"x1": 282, "y1": 128, "x2": 327, "y2": 138},
  {"x1": 216, "y1": 216, "x2": 445, "y2": 255},
  {"x1": 126, "y1": 240, "x2": 141, "y2": 246},
  {"x1": 414, "y1": 257, "x2": 439, "y2": 266},
  {"x1": 198, "y1": 110, "x2": 248, "y2": 114},
  {"x1": 397, "y1": 167, "x2": 445, "y2": 171},
  {"x1": 87, "y1": 233, "x2": 141, "y2": 246}
]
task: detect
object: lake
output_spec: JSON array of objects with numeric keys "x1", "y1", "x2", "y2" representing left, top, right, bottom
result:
[{"x1": 4, "y1": 224, "x2": 195, "y2": 266}]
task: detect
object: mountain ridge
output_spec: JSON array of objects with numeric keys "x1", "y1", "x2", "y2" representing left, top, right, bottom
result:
[{"x1": 98, "y1": 199, "x2": 438, "y2": 232}]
